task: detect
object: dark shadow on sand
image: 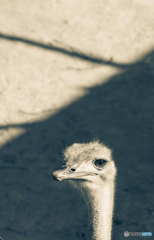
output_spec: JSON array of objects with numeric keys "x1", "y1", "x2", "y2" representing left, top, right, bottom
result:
[{"x1": 0, "y1": 37, "x2": 154, "y2": 239}]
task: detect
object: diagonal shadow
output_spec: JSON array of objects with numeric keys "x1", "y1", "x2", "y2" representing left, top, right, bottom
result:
[
  {"x1": 0, "y1": 32, "x2": 134, "y2": 68},
  {"x1": 0, "y1": 48, "x2": 153, "y2": 240}
]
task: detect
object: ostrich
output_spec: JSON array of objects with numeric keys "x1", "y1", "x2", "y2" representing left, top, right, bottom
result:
[{"x1": 53, "y1": 140, "x2": 117, "y2": 240}]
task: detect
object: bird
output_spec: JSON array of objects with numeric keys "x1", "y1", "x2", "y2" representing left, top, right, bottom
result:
[{"x1": 53, "y1": 140, "x2": 117, "y2": 240}]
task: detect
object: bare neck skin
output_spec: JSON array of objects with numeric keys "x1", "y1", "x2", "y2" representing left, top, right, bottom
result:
[{"x1": 78, "y1": 180, "x2": 115, "y2": 240}]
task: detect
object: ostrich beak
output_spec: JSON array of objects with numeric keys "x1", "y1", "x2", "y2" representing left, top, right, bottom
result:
[
  {"x1": 53, "y1": 167, "x2": 74, "y2": 181},
  {"x1": 53, "y1": 167, "x2": 97, "y2": 181},
  {"x1": 53, "y1": 169, "x2": 65, "y2": 181}
]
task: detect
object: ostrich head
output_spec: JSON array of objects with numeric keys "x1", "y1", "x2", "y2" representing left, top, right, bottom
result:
[
  {"x1": 53, "y1": 141, "x2": 116, "y2": 189},
  {"x1": 53, "y1": 141, "x2": 117, "y2": 240}
]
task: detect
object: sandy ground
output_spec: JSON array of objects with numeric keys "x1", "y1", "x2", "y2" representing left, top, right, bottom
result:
[{"x1": 0, "y1": 0, "x2": 154, "y2": 239}]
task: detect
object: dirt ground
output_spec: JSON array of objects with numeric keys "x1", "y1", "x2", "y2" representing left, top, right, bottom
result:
[{"x1": 0, "y1": 1, "x2": 154, "y2": 240}]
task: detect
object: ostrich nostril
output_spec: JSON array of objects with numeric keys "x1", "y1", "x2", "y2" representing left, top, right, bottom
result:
[{"x1": 69, "y1": 168, "x2": 76, "y2": 173}]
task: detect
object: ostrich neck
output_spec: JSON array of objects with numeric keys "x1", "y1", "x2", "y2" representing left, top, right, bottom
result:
[{"x1": 84, "y1": 181, "x2": 115, "y2": 240}]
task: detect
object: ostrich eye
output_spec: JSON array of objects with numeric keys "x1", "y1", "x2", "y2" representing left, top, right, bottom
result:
[{"x1": 93, "y1": 159, "x2": 108, "y2": 170}]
